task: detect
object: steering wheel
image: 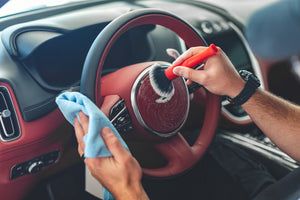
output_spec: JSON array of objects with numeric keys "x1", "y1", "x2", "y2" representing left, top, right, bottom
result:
[{"x1": 80, "y1": 9, "x2": 220, "y2": 178}]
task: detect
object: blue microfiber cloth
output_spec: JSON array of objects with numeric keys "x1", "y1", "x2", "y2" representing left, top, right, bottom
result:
[{"x1": 56, "y1": 91, "x2": 129, "y2": 200}]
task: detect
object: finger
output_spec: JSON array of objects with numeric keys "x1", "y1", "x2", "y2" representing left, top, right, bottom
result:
[
  {"x1": 166, "y1": 48, "x2": 180, "y2": 60},
  {"x1": 186, "y1": 79, "x2": 193, "y2": 85},
  {"x1": 74, "y1": 117, "x2": 84, "y2": 139},
  {"x1": 173, "y1": 66, "x2": 206, "y2": 85},
  {"x1": 74, "y1": 117, "x2": 86, "y2": 151},
  {"x1": 172, "y1": 46, "x2": 207, "y2": 66},
  {"x1": 101, "y1": 127, "x2": 130, "y2": 162},
  {"x1": 78, "y1": 111, "x2": 89, "y2": 134},
  {"x1": 185, "y1": 63, "x2": 205, "y2": 85},
  {"x1": 172, "y1": 50, "x2": 194, "y2": 66},
  {"x1": 77, "y1": 144, "x2": 84, "y2": 157}
]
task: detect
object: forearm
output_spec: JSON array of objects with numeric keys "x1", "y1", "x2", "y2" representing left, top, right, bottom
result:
[{"x1": 241, "y1": 89, "x2": 300, "y2": 162}]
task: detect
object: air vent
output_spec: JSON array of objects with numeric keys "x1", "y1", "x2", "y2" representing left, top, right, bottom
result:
[{"x1": 0, "y1": 86, "x2": 21, "y2": 141}]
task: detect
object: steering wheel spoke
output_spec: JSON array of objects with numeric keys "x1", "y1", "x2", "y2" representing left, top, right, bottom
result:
[
  {"x1": 190, "y1": 87, "x2": 208, "y2": 106},
  {"x1": 143, "y1": 133, "x2": 196, "y2": 177},
  {"x1": 100, "y1": 95, "x2": 135, "y2": 135},
  {"x1": 155, "y1": 133, "x2": 194, "y2": 162}
]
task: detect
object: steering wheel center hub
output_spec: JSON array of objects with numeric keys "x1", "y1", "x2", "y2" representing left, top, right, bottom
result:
[{"x1": 131, "y1": 64, "x2": 190, "y2": 137}]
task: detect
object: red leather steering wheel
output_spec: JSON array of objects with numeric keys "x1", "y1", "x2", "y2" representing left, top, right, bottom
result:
[{"x1": 80, "y1": 9, "x2": 220, "y2": 178}]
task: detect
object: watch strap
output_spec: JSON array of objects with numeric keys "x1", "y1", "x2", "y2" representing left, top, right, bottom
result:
[{"x1": 228, "y1": 70, "x2": 260, "y2": 106}]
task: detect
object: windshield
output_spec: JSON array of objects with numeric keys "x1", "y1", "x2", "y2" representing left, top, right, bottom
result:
[
  {"x1": 0, "y1": 0, "x2": 281, "y2": 19},
  {"x1": 0, "y1": 0, "x2": 87, "y2": 17}
]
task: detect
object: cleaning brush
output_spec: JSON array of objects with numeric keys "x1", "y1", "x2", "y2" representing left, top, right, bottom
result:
[{"x1": 149, "y1": 44, "x2": 219, "y2": 100}]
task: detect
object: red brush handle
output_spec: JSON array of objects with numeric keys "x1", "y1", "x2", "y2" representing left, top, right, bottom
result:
[{"x1": 165, "y1": 44, "x2": 219, "y2": 80}]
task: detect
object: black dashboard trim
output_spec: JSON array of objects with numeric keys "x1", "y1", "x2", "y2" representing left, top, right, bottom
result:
[
  {"x1": 0, "y1": 0, "x2": 258, "y2": 122},
  {"x1": 1, "y1": 26, "x2": 66, "y2": 58},
  {"x1": 175, "y1": 0, "x2": 244, "y2": 30}
]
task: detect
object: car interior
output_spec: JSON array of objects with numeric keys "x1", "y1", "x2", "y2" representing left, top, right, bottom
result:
[{"x1": 0, "y1": 0, "x2": 299, "y2": 199}]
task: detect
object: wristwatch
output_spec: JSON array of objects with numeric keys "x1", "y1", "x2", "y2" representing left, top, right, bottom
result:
[{"x1": 227, "y1": 70, "x2": 261, "y2": 106}]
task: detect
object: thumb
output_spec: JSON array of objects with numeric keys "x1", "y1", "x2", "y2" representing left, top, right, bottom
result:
[
  {"x1": 101, "y1": 127, "x2": 130, "y2": 161},
  {"x1": 173, "y1": 66, "x2": 205, "y2": 85}
]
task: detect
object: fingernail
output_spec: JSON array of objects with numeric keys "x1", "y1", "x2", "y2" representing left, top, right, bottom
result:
[
  {"x1": 78, "y1": 111, "x2": 84, "y2": 117},
  {"x1": 102, "y1": 127, "x2": 113, "y2": 137},
  {"x1": 173, "y1": 66, "x2": 183, "y2": 76}
]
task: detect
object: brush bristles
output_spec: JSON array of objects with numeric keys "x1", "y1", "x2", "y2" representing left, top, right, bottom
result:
[{"x1": 149, "y1": 63, "x2": 175, "y2": 100}]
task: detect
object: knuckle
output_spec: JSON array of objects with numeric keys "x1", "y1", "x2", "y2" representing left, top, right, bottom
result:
[
  {"x1": 210, "y1": 68, "x2": 218, "y2": 77},
  {"x1": 186, "y1": 69, "x2": 193, "y2": 80},
  {"x1": 108, "y1": 136, "x2": 119, "y2": 147},
  {"x1": 189, "y1": 47, "x2": 197, "y2": 52},
  {"x1": 123, "y1": 154, "x2": 133, "y2": 163}
]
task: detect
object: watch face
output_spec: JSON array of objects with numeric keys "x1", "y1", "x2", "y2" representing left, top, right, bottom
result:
[
  {"x1": 239, "y1": 70, "x2": 261, "y2": 87},
  {"x1": 239, "y1": 70, "x2": 251, "y2": 80}
]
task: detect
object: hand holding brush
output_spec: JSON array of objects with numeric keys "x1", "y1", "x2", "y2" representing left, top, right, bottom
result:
[
  {"x1": 173, "y1": 45, "x2": 246, "y2": 98},
  {"x1": 149, "y1": 44, "x2": 219, "y2": 100}
]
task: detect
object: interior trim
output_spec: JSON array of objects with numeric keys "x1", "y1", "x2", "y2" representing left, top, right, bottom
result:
[
  {"x1": 221, "y1": 22, "x2": 265, "y2": 124},
  {"x1": 0, "y1": 86, "x2": 21, "y2": 142},
  {"x1": 219, "y1": 132, "x2": 299, "y2": 170}
]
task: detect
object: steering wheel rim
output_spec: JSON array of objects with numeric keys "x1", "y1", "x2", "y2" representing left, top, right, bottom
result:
[{"x1": 81, "y1": 8, "x2": 220, "y2": 177}]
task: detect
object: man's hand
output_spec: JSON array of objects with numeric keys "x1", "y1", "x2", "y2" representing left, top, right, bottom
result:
[
  {"x1": 74, "y1": 111, "x2": 149, "y2": 200},
  {"x1": 173, "y1": 46, "x2": 245, "y2": 98},
  {"x1": 173, "y1": 47, "x2": 300, "y2": 162}
]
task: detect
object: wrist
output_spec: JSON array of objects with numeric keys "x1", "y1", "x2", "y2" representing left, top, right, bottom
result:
[
  {"x1": 227, "y1": 70, "x2": 261, "y2": 106},
  {"x1": 114, "y1": 183, "x2": 149, "y2": 200},
  {"x1": 227, "y1": 79, "x2": 245, "y2": 98}
]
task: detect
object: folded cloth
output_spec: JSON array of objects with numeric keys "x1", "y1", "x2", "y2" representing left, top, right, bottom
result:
[{"x1": 56, "y1": 91, "x2": 129, "y2": 200}]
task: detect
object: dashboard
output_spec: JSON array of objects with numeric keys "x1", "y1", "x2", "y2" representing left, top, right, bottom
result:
[
  {"x1": 0, "y1": 1, "x2": 261, "y2": 124},
  {"x1": 0, "y1": 0, "x2": 297, "y2": 199}
]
